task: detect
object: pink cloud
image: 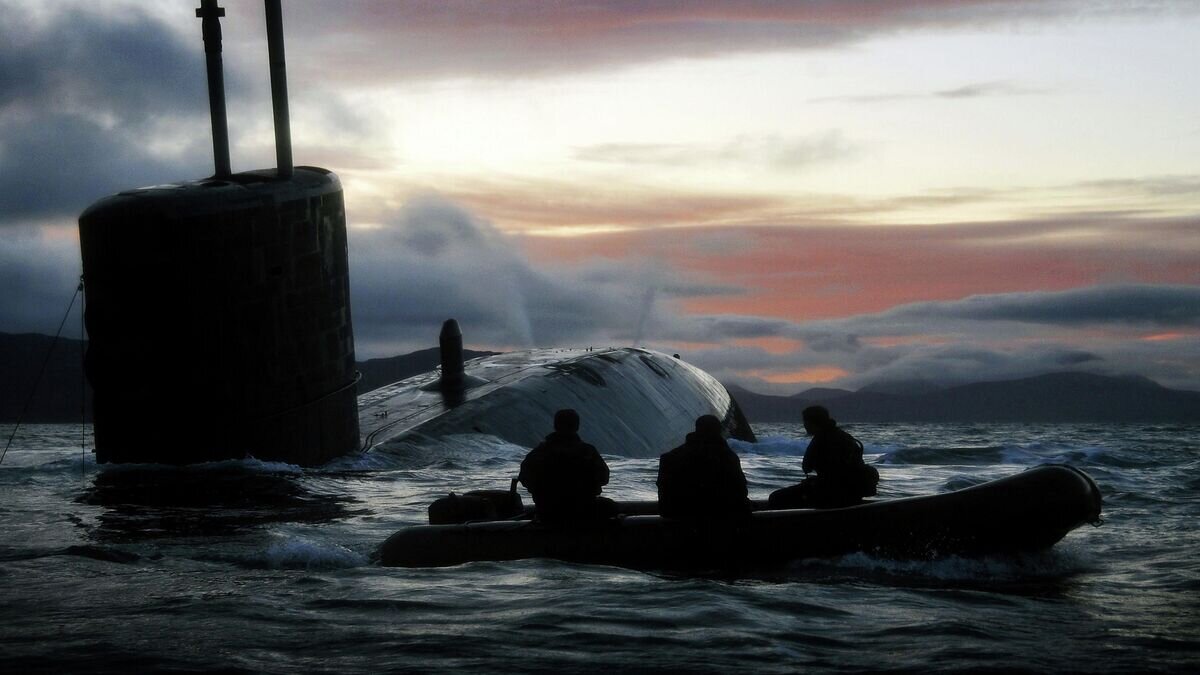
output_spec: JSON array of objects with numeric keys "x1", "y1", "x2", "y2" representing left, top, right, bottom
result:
[
  {"x1": 521, "y1": 217, "x2": 1200, "y2": 323},
  {"x1": 228, "y1": 1, "x2": 1187, "y2": 81}
]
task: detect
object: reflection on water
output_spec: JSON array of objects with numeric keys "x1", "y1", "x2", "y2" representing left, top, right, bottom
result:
[{"x1": 77, "y1": 465, "x2": 364, "y2": 541}]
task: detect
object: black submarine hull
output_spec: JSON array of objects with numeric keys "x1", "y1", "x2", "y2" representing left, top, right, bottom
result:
[
  {"x1": 80, "y1": 169, "x2": 359, "y2": 466},
  {"x1": 378, "y1": 464, "x2": 1102, "y2": 569}
]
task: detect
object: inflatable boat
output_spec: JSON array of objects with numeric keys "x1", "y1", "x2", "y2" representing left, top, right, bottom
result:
[{"x1": 378, "y1": 464, "x2": 1102, "y2": 569}]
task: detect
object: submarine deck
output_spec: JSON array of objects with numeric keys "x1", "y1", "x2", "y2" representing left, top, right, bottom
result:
[{"x1": 356, "y1": 347, "x2": 740, "y2": 456}]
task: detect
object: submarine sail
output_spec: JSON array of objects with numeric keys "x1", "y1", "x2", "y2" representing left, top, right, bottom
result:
[{"x1": 79, "y1": 1, "x2": 358, "y2": 465}]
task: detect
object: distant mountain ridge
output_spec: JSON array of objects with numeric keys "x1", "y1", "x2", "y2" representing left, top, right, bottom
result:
[
  {"x1": 2, "y1": 332, "x2": 1197, "y2": 423},
  {"x1": 729, "y1": 371, "x2": 1200, "y2": 423},
  {"x1": 0, "y1": 332, "x2": 494, "y2": 423},
  {"x1": 1, "y1": 333, "x2": 90, "y2": 424},
  {"x1": 356, "y1": 347, "x2": 498, "y2": 393}
]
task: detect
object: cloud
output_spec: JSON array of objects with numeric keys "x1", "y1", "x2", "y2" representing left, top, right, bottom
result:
[
  {"x1": 0, "y1": 113, "x2": 207, "y2": 222},
  {"x1": 3, "y1": 1, "x2": 1196, "y2": 397},
  {"x1": 258, "y1": 1, "x2": 1197, "y2": 82},
  {"x1": 1074, "y1": 175, "x2": 1200, "y2": 198},
  {"x1": 572, "y1": 132, "x2": 857, "y2": 170},
  {"x1": 606, "y1": 215, "x2": 1198, "y2": 320},
  {"x1": 633, "y1": 283, "x2": 1200, "y2": 392},
  {"x1": 0, "y1": 227, "x2": 83, "y2": 334},
  {"x1": 704, "y1": 285, "x2": 1200, "y2": 348},
  {"x1": 868, "y1": 284, "x2": 1200, "y2": 328},
  {"x1": 809, "y1": 80, "x2": 1047, "y2": 104},
  {"x1": 413, "y1": 171, "x2": 1200, "y2": 240},
  {"x1": 0, "y1": 5, "x2": 208, "y2": 121},
  {"x1": 690, "y1": 316, "x2": 793, "y2": 340},
  {"x1": 3, "y1": 198, "x2": 1198, "y2": 392},
  {"x1": 509, "y1": 215, "x2": 1199, "y2": 393},
  {"x1": 425, "y1": 177, "x2": 787, "y2": 233},
  {"x1": 0, "y1": 3, "x2": 223, "y2": 223},
  {"x1": 682, "y1": 325, "x2": 1200, "y2": 395},
  {"x1": 679, "y1": 340, "x2": 1110, "y2": 392},
  {"x1": 347, "y1": 195, "x2": 721, "y2": 356}
]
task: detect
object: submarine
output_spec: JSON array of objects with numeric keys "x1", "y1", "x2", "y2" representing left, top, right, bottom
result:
[{"x1": 77, "y1": 1, "x2": 754, "y2": 467}]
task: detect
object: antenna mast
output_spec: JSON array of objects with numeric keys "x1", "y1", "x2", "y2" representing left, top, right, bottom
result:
[
  {"x1": 264, "y1": 0, "x2": 293, "y2": 178},
  {"x1": 196, "y1": 0, "x2": 231, "y2": 178}
]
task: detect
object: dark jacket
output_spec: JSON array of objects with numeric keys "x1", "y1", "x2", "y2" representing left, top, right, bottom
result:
[
  {"x1": 657, "y1": 431, "x2": 748, "y2": 519},
  {"x1": 519, "y1": 431, "x2": 609, "y2": 520},
  {"x1": 802, "y1": 425, "x2": 865, "y2": 490}
]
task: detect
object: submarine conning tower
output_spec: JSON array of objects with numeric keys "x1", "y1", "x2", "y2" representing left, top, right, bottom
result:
[
  {"x1": 438, "y1": 319, "x2": 465, "y2": 389},
  {"x1": 78, "y1": 0, "x2": 358, "y2": 466}
]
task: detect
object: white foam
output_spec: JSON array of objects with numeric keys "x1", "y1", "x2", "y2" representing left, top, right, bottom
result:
[
  {"x1": 91, "y1": 456, "x2": 304, "y2": 475},
  {"x1": 790, "y1": 545, "x2": 1090, "y2": 582},
  {"x1": 237, "y1": 457, "x2": 305, "y2": 474},
  {"x1": 260, "y1": 537, "x2": 367, "y2": 570},
  {"x1": 734, "y1": 436, "x2": 807, "y2": 456}
]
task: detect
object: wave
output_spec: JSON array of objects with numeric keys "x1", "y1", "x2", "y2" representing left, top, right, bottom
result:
[
  {"x1": 0, "y1": 454, "x2": 303, "y2": 487},
  {"x1": 0, "y1": 455, "x2": 90, "y2": 480},
  {"x1": 733, "y1": 436, "x2": 806, "y2": 456},
  {"x1": 786, "y1": 542, "x2": 1096, "y2": 584},
  {"x1": 81, "y1": 455, "x2": 305, "y2": 476},
  {"x1": 878, "y1": 443, "x2": 1133, "y2": 468},
  {"x1": 740, "y1": 436, "x2": 1055, "y2": 473},
  {"x1": 0, "y1": 544, "x2": 142, "y2": 565},
  {"x1": 344, "y1": 433, "x2": 529, "y2": 471},
  {"x1": 258, "y1": 536, "x2": 368, "y2": 570}
]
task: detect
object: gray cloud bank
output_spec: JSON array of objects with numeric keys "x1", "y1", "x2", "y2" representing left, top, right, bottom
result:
[
  {"x1": 0, "y1": 230, "x2": 83, "y2": 334},
  {"x1": 4, "y1": 198, "x2": 1198, "y2": 392},
  {"x1": 677, "y1": 286, "x2": 1200, "y2": 392},
  {"x1": 344, "y1": 197, "x2": 1200, "y2": 391},
  {"x1": 348, "y1": 196, "x2": 733, "y2": 355},
  {"x1": 869, "y1": 285, "x2": 1200, "y2": 328},
  {"x1": 0, "y1": 3, "x2": 240, "y2": 223}
]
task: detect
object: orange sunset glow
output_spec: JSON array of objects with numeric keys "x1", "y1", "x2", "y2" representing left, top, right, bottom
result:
[{"x1": 744, "y1": 367, "x2": 852, "y2": 385}]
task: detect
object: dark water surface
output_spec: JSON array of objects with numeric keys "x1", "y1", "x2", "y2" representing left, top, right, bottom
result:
[{"x1": 2, "y1": 423, "x2": 1197, "y2": 673}]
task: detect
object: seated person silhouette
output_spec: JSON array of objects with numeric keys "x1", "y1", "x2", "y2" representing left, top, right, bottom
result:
[
  {"x1": 656, "y1": 415, "x2": 750, "y2": 520},
  {"x1": 519, "y1": 409, "x2": 616, "y2": 525},
  {"x1": 768, "y1": 405, "x2": 878, "y2": 509}
]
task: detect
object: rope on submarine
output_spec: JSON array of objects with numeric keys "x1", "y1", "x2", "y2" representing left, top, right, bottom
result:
[{"x1": 1, "y1": 277, "x2": 86, "y2": 468}]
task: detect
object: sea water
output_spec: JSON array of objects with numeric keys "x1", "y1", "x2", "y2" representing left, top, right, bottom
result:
[{"x1": 1, "y1": 422, "x2": 1197, "y2": 673}]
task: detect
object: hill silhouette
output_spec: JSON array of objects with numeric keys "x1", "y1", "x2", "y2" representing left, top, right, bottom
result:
[
  {"x1": 730, "y1": 371, "x2": 1200, "y2": 423},
  {"x1": 3, "y1": 332, "x2": 1197, "y2": 423},
  {"x1": 1, "y1": 333, "x2": 91, "y2": 424},
  {"x1": 356, "y1": 347, "x2": 498, "y2": 393}
]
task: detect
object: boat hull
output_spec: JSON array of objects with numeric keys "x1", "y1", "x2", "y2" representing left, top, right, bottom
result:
[{"x1": 379, "y1": 464, "x2": 1102, "y2": 569}]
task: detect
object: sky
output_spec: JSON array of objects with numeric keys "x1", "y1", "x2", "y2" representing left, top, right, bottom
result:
[{"x1": 1, "y1": 0, "x2": 1198, "y2": 394}]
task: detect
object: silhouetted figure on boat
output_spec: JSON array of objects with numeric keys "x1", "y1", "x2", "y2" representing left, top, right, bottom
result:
[
  {"x1": 657, "y1": 415, "x2": 750, "y2": 519},
  {"x1": 519, "y1": 409, "x2": 616, "y2": 525},
  {"x1": 769, "y1": 405, "x2": 878, "y2": 509}
]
